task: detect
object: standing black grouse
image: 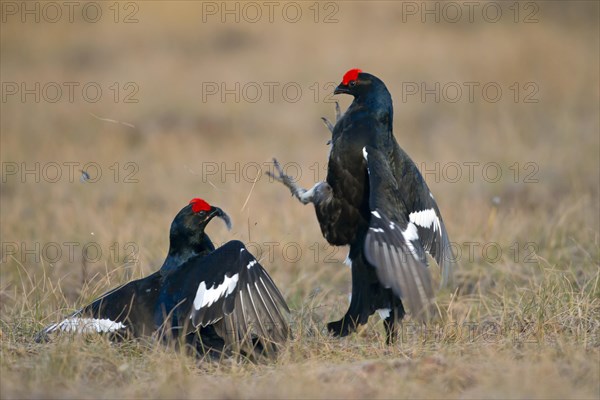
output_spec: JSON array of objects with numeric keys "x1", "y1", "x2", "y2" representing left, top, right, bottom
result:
[
  {"x1": 269, "y1": 69, "x2": 453, "y2": 344},
  {"x1": 36, "y1": 198, "x2": 289, "y2": 356}
]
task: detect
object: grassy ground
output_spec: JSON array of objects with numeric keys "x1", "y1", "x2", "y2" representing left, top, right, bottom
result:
[{"x1": 1, "y1": 1, "x2": 599, "y2": 399}]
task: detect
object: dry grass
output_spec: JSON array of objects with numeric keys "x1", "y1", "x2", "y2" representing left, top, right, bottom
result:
[{"x1": 1, "y1": 1, "x2": 599, "y2": 399}]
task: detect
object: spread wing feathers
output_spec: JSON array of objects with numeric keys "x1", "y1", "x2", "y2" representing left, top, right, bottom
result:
[
  {"x1": 410, "y1": 206, "x2": 453, "y2": 287},
  {"x1": 35, "y1": 272, "x2": 161, "y2": 342},
  {"x1": 362, "y1": 146, "x2": 435, "y2": 320},
  {"x1": 175, "y1": 240, "x2": 289, "y2": 348},
  {"x1": 364, "y1": 211, "x2": 434, "y2": 321},
  {"x1": 390, "y1": 143, "x2": 454, "y2": 286}
]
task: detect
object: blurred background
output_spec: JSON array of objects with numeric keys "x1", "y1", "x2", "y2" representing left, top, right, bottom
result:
[
  {"x1": 1, "y1": 0, "x2": 598, "y2": 312},
  {"x1": 1, "y1": 0, "x2": 598, "y2": 310},
  {"x1": 0, "y1": 1, "x2": 600, "y2": 340},
  {"x1": 1, "y1": 1, "x2": 599, "y2": 398}
]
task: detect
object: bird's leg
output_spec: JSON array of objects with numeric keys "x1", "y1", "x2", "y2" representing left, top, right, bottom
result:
[
  {"x1": 384, "y1": 303, "x2": 405, "y2": 345},
  {"x1": 320, "y1": 101, "x2": 342, "y2": 135},
  {"x1": 327, "y1": 315, "x2": 359, "y2": 337},
  {"x1": 267, "y1": 158, "x2": 316, "y2": 205},
  {"x1": 383, "y1": 312, "x2": 397, "y2": 345},
  {"x1": 328, "y1": 253, "x2": 373, "y2": 337}
]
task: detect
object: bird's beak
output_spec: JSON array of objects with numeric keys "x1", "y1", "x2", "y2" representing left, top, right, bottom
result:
[
  {"x1": 334, "y1": 83, "x2": 349, "y2": 95},
  {"x1": 208, "y1": 207, "x2": 232, "y2": 230}
]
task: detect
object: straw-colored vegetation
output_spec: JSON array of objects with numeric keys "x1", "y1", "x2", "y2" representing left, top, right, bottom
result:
[{"x1": 1, "y1": 2, "x2": 598, "y2": 399}]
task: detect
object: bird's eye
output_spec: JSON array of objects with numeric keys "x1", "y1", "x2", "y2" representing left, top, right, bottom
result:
[{"x1": 349, "y1": 81, "x2": 356, "y2": 87}]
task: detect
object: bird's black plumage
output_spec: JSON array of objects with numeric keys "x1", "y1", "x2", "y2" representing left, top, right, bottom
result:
[
  {"x1": 270, "y1": 69, "x2": 453, "y2": 343},
  {"x1": 157, "y1": 240, "x2": 289, "y2": 354},
  {"x1": 35, "y1": 199, "x2": 289, "y2": 357}
]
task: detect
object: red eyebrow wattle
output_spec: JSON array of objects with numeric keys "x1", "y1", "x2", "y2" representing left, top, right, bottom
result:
[
  {"x1": 342, "y1": 68, "x2": 362, "y2": 85},
  {"x1": 189, "y1": 198, "x2": 211, "y2": 213}
]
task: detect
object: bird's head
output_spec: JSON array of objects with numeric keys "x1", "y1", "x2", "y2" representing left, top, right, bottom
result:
[
  {"x1": 334, "y1": 69, "x2": 390, "y2": 101},
  {"x1": 175, "y1": 197, "x2": 232, "y2": 233},
  {"x1": 168, "y1": 198, "x2": 231, "y2": 254},
  {"x1": 334, "y1": 68, "x2": 365, "y2": 96},
  {"x1": 161, "y1": 198, "x2": 231, "y2": 271}
]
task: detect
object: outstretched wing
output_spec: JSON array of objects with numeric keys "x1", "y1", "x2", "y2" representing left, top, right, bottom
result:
[
  {"x1": 35, "y1": 272, "x2": 161, "y2": 342},
  {"x1": 361, "y1": 145, "x2": 436, "y2": 321},
  {"x1": 158, "y1": 240, "x2": 289, "y2": 350},
  {"x1": 392, "y1": 144, "x2": 454, "y2": 287}
]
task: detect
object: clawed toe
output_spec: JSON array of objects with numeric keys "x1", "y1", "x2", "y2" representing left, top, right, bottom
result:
[
  {"x1": 267, "y1": 158, "x2": 306, "y2": 201},
  {"x1": 327, "y1": 320, "x2": 346, "y2": 337},
  {"x1": 321, "y1": 117, "x2": 334, "y2": 133},
  {"x1": 320, "y1": 101, "x2": 342, "y2": 136},
  {"x1": 266, "y1": 158, "x2": 285, "y2": 182},
  {"x1": 327, "y1": 319, "x2": 354, "y2": 337}
]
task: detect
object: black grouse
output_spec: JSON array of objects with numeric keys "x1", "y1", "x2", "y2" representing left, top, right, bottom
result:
[
  {"x1": 36, "y1": 198, "x2": 289, "y2": 356},
  {"x1": 269, "y1": 69, "x2": 453, "y2": 344}
]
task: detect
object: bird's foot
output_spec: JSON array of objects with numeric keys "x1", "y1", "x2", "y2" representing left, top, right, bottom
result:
[
  {"x1": 327, "y1": 317, "x2": 357, "y2": 337},
  {"x1": 267, "y1": 158, "x2": 309, "y2": 203},
  {"x1": 320, "y1": 101, "x2": 341, "y2": 136},
  {"x1": 321, "y1": 117, "x2": 334, "y2": 134}
]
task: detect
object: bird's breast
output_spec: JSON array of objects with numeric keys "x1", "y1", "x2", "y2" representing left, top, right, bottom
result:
[{"x1": 315, "y1": 141, "x2": 370, "y2": 245}]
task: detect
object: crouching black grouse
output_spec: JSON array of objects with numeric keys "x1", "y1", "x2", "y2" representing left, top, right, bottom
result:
[
  {"x1": 36, "y1": 198, "x2": 289, "y2": 356},
  {"x1": 269, "y1": 69, "x2": 453, "y2": 344}
]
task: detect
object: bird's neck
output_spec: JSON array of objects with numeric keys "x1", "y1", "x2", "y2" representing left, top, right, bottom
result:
[
  {"x1": 161, "y1": 232, "x2": 215, "y2": 273},
  {"x1": 357, "y1": 90, "x2": 393, "y2": 119},
  {"x1": 341, "y1": 91, "x2": 394, "y2": 143}
]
